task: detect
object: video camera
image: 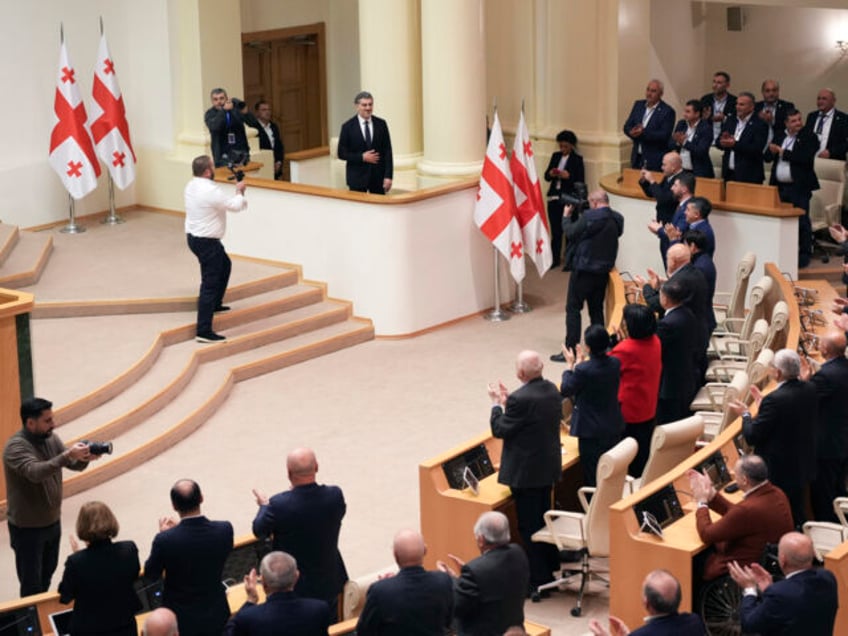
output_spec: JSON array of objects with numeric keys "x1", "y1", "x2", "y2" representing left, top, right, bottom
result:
[
  {"x1": 559, "y1": 182, "x2": 589, "y2": 210},
  {"x1": 222, "y1": 151, "x2": 246, "y2": 182},
  {"x1": 80, "y1": 440, "x2": 113, "y2": 456}
]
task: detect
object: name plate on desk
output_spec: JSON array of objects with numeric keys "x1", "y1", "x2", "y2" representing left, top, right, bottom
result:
[
  {"x1": 633, "y1": 484, "x2": 684, "y2": 530},
  {"x1": 441, "y1": 443, "x2": 495, "y2": 490}
]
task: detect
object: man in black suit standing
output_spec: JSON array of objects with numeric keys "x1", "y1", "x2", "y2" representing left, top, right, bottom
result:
[
  {"x1": 673, "y1": 99, "x2": 715, "y2": 178},
  {"x1": 437, "y1": 511, "x2": 529, "y2": 636},
  {"x1": 356, "y1": 529, "x2": 453, "y2": 636},
  {"x1": 755, "y1": 79, "x2": 795, "y2": 143},
  {"x1": 801, "y1": 331, "x2": 848, "y2": 522},
  {"x1": 588, "y1": 569, "x2": 706, "y2": 636},
  {"x1": 144, "y1": 480, "x2": 233, "y2": 636},
  {"x1": 716, "y1": 92, "x2": 768, "y2": 184},
  {"x1": 730, "y1": 349, "x2": 818, "y2": 527},
  {"x1": 489, "y1": 350, "x2": 562, "y2": 592},
  {"x1": 766, "y1": 109, "x2": 821, "y2": 267},
  {"x1": 653, "y1": 279, "x2": 701, "y2": 424},
  {"x1": 623, "y1": 79, "x2": 676, "y2": 171},
  {"x1": 806, "y1": 88, "x2": 848, "y2": 161},
  {"x1": 252, "y1": 448, "x2": 348, "y2": 619},
  {"x1": 701, "y1": 71, "x2": 737, "y2": 142},
  {"x1": 728, "y1": 532, "x2": 837, "y2": 635},
  {"x1": 205, "y1": 88, "x2": 250, "y2": 167},
  {"x1": 227, "y1": 551, "x2": 331, "y2": 636},
  {"x1": 246, "y1": 101, "x2": 284, "y2": 180},
  {"x1": 337, "y1": 91, "x2": 393, "y2": 194}
]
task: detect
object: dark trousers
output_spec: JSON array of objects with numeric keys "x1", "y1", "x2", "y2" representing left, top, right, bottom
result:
[
  {"x1": 625, "y1": 418, "x2": 656, "y2": 477},
  {"x1": 511, "y1": 486, "x2": 560, "y2": 588},
  {"x1": 348, "y1": 167, "x2": 386, "y2": 194},
  {"x1": 547, "y1": 199, "x2": 565, "y2": 265},
  {"x1": 810, "y1": 458, "x2": 847, "y2": 523},
  {"x1": 579, "y1": 435, "x2": 620, "y2": 488},
  {"x1": 565, "y1": 271, "x2": 607, "y2": 349},
  {"x1": 9, "y1": 520, "x2": 61, "y2": 597},
  {"x1": 187, "y1": 234, "x2": 231, "y2": 335},
  {"x1": 656, "y1": 397, "x2": 690, "y2": 426},
  {"x1": 776, "y1": 184, "x2": 813, "y2": 266}
]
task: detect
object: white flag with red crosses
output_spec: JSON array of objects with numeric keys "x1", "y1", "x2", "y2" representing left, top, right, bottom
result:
[
  {"x1": 48, "y1": 39, "x2": 101, "y2": 200},
  {"x1": 510, "y1": 109, "x2": 552, "y2": 277},
  {"x1": 474, "y1": 111, "x2": 525, "y2": 284},
  {"x1": 89, "y1": 32, "x2": 136, "y2": 190}
]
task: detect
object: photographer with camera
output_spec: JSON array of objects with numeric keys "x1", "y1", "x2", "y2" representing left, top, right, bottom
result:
[
  {"x1": 205, "y1": 88, "x2": 250, "y2": 167},
  {"x1": 185, "y1": 155, "x2": 247, "y2": 343},
  {"x1": 3, "y1": 397, "x2": 101, "y2": 596},
  {"x1": 550, "y1": 190, "x2": 623, "y2": 361}
]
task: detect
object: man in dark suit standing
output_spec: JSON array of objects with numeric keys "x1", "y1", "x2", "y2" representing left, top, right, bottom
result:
[
  {"x1": 205, "y1": 88, "x2": 250, "y2": 167},
  {"x1": 806, "y1": 88, "x2": 848, "y2": 160},
  {"x1": 688, "y1": 455, "x2": 794, "y2": 581},
  {"x1": 766, "y1": 109, "x2": 821, "y2": 267},
  {"x1": 728, "y1": 532, "x2": 838, "y2": 635},
  {"x1": 337, "y1": 91, "x2": 393, "y2": 194},
  {"x1": 645, "y1": 168, "x2": 694, "y2": 270},
  {"x1": 144, "y1": 480, "x2": 234, "y2": 636},
  {"x1": 730, "y1": 349, "x2": 818, "y2": 527},
  {"x1": 623, "y1": 79, "x2": 676, "y2": 171},
  {"x1": 701, "y1": 71, "x2": 737, "y2": 142},
  {"x1": 356, "y1": 529, "x2": 453, "y2": 636},
  {"x1": 639, "y1": 151, "x2": 684, "y2": 226},
  {"x1": 227, "y1": 551, "x2": 331, "y2": 636},
  {"x1": 673, "y1": 99, "x2": 715, "y2": 178},
  {"x1": 437, "y1": 512, "x2": 529, "y2": 636},
  {"x1": 252, "y1": 448, "x2": 348, "y2": 619},
  {"x1": 489, "y1": 350, "x2": 562, "y2": 592},
  {"x1": 716, "y1": 92, "x2": 768, "y2": 184},
  {"x1": 588, "y1": 570, "x2": 706, "y2": 636},
  {"x1": 755, "y1": 79, "x2": 795, "y2": 143},
  {"x1": 801, "y1": 331, "x2": 848, "y2": 522},
  {"x1": 653, "y1": 279, "x2": 701, "y2": 424},
  {"x1": 246, "y1": 101, "x2": 284, "y2": 180}
]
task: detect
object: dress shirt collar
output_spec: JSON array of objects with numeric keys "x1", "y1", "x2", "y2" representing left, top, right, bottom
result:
[{"x1": 743, "y1": 480, "x2": 769, "y2": 499}]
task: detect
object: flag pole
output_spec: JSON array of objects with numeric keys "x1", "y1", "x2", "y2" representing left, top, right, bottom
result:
[
  {"x1": 510, "y1": 281, "x2": 531, "y2": 313},
  {"x1": 101, "y1": 173, "x2": 124, "y2": 224},
  {"x1": 484, "y1": 246, "x2": 510, "y2": 322},
  {"x1": 60, "y1": 193, "x2": 86, "y2": 234}
]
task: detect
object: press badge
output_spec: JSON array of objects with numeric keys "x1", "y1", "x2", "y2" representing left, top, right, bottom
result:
[{"x1": 227, "y1": 133, "x2": 236, "y2": 145}]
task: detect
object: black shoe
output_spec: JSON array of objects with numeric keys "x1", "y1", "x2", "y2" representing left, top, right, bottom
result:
[
  {"x1": 214, "y1": 305, "x2": 231, "y2": 313},
  {"x1": 550, "y1": 352, "x2": 566, "y2": 363},
  {"x1": 196, "y1": 332, "x2": 226, "y2": 343}
]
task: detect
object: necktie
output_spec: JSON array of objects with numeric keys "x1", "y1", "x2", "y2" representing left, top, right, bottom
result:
[
  {"x1": 816, "y1": 113, "x2": 827, "y2": 135},
  {"x1": 364, "y1": 120, "x2": 372, "y2": 147}
]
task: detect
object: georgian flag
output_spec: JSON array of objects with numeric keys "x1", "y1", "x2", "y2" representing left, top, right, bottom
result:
[
  {"x1": 474, "y1": 111, "x2": 525, "y2": 284},
  {"x1": 510, "y1": 109, "x2": 552, "y2": 277},
  {"x1": 48, "y1": 39, "x2": 101, "y2": 199},
  {"x1": 89, "y1": 32, "x2": 136, "y2": 189}
]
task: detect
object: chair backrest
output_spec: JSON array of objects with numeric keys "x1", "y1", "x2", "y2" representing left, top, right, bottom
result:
[
  {"x1": 727, "y1": 252, "x2": 757, "y2": 321},
  {"x1": 585, "y1": 437, "x2": 637, "y2": 556},
  {"x1": 763, "y1": 300, "x2": 789, "y2": 351},
  {"x1": 718, "y1": 370, "x2": 750, "y2": 434},
  {"x1": 639, "y1": 415, "x2": 705, "y2": 487},
  {"x1": 810, "y1": 158, "x2": 846, "y2": 231},
  {"x1": 803, "y1": 521, "x2": 848, "y2": 561},
  {"x1": 744, "y1": 319, "x2": 769, "y2": 361},
  {"x1": 748, "y1": 348, "x2": 774, "y2": 389},
  {"x1": 834, "y1": 497, "x2": 848, "y2": 527},
  {"x1": 741, "y1": 276, "x2": 773, "y2": 339}
]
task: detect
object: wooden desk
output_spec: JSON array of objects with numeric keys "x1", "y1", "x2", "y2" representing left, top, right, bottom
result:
[
  {"x1": 825, "y1": 541, "x2": 848, "y2": 635},
  {"x1": 327, "y1": 617, "x2": 551, "y2": 635},
  {"x1": 419, "y1": 432, "x2": 580, "y2": 570}
]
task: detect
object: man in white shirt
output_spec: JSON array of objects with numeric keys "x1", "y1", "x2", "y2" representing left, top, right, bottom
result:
[
  {"x1": 805, "y1": 88, "x2": 848, "y2": 161},
  {"x1": 184, "y1": 155, "x2": 247, "y2": 343},
  {"x1": 246, "y1": 101, "x2": 284, "y2": 180}
]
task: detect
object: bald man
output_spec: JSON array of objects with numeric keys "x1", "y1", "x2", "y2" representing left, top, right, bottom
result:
[
  {"x1": 356, "y1": 530, "x2": 453, "y2": 636},
  {"x1": 143, "y1": 608, "x2": 179, "y2": 636},
  {"x1": 802, "y1": 331, "x2": 848, "y2": 522},
  {"x1": 729, "y1": 532, "x2": 837, "y2": 635},
  {"x1": 252, "y1": 448, "x2": 348, "y2": 618},
  {"x1": 805, "y1": 88, "x2": 848, "y2": 160},
  {"x1": 144, "y1": 480, "x2": 233, "y2": 636},
  {"x1": 589, "y1": 569, "x2": 706, "y2": 636},
  {"x1": 489, "y1": 351, "x2": 562, "y2": 593},
  {"x1": 623, "y1": 79, "x2": 676, "y2": 171}
]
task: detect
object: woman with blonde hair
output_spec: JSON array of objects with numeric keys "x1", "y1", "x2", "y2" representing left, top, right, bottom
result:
[{"x1": 58, "y1": 501, "x2": 141, "y2": 636}]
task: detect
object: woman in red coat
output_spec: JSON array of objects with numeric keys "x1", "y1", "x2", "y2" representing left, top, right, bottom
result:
[{"x1": 609, "y1": 304, "x2": 662, "y2": 476}]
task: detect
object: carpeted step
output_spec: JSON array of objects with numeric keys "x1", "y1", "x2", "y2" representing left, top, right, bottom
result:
[
  {"x1": 0, "y1": 230, "x2": 52, "y2": 287},
  {"x1": 0, "y1": 223, "x2": 20, "y2": 267}
]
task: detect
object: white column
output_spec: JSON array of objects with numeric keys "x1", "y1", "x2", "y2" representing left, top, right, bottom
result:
[
  {"x1": 358, "y1": 0, "x2": 422, "y2": 169},
  {"x1": 418, "y1": 0, "x2": 487, "y2": 177}
]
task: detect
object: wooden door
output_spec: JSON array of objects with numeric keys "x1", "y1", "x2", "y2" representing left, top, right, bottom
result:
[{"x1": 242, "y1": 24, "x2": 328, "y2": 163}]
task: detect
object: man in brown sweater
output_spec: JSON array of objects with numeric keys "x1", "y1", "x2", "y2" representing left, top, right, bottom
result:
[{"x1": 3, "y1": 397, "x2": 95, "y2": 596}]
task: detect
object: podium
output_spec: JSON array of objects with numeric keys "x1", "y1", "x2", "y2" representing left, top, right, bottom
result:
[{"x1": 0, "y1": 288, "x2": 35, "y2": 504}]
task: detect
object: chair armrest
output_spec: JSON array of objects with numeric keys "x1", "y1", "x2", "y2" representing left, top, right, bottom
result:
[
  {"x1": 624, "y1": 475, "x2": 635, "y2": 496},
  {"x1": 577, "y1": 487, "x2": 596, "y2": 513},
  {"x1": 541, "y1": 509, "x2": 588, "y2": 548}
]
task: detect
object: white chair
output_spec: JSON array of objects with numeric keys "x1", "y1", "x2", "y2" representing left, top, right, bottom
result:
[
  {"x1": 531, "y1": 437, "x2": 637, "y2": 617},
  {"x1": 710, "y1": 276, "x2": 773, "y2": 357},
  {"x1": 833, "y1": 497, "x2": 848, "y2": 527},
  {"x1": 690, "y1": 368, "x2": 749, "y2": 413},
  {"x1": 713, "y1": 251, "x2": 756, "y2": 332},
  {"x1": 810, "y1": 157, "x2": 846, "y2": 262},
  {"x1": 706, "y1": 319, "x2": 768, "y2": 383},
  {"x1": 628, "y1": 415, "x2": 704, "y2": 493},
  {"x1": 762, "y1": 300, "x2": 789, "y2": 352},
  {"x1": 694, "y1": 370, "x2": 749, "y2": 445},
  {"x1": 802, "y1": 521, "x2": 848, "y2": 561}
]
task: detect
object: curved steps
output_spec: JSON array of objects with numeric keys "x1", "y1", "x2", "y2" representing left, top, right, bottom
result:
[{"x1": 0, "y1": 227, "x2": 52, "y2": 288}]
